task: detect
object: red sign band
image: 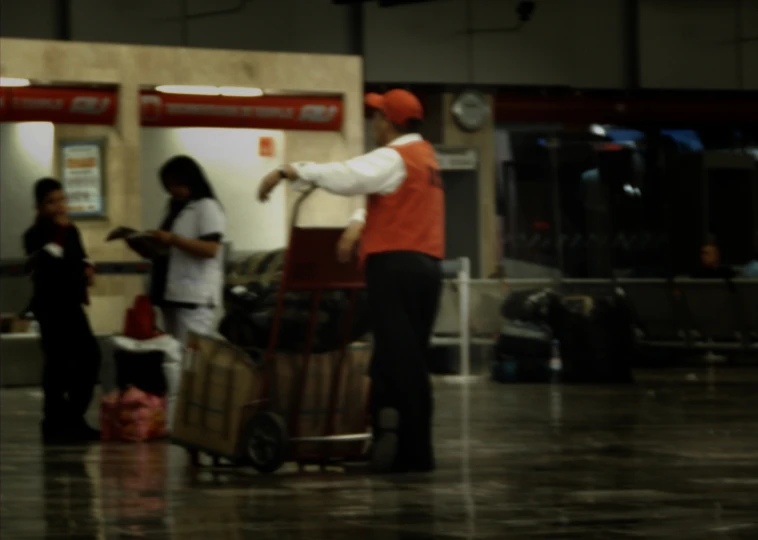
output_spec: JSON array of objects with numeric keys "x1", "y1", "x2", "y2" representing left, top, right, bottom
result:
[
  {"x1": 0, "y1": 87, "x2": 344, "y2": 131},
  {"x1": 0, "y1": 87, "x2": 117, "y2": 125},
  {"x1": 139, "y1": 92, "x2": 343, "y2": 131}
]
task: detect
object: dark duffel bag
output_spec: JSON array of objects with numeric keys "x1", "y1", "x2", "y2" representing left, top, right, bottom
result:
[
  {"x1": 500, "y1": 288, "x2": 551, "y2": 321},
  {"x1": 496, "y1": 320, "x2": 552, "y2": 359}
]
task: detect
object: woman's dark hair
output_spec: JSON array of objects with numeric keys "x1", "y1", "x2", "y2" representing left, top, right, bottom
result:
[
  {"x1": 34, "y1": 177, "x2": 63, "y2": 206},
  {"x1": 159, "y1": 155, "x2": 216, "y2": 200}
]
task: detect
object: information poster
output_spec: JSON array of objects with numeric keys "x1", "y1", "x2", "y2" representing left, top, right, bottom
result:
[{"x1": 60, "y1": 141, "x2": 105, "y2": 217}]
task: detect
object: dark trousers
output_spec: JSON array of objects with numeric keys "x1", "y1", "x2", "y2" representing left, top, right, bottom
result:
[
  {"x1": 36, "y1": 304, "x2": 101, "y2": 425},
  {"x1": 365, "y1": 251, "x2": 442, "y2": 470}
]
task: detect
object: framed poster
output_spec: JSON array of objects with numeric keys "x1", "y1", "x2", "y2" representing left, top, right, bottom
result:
[{"x1": 59, "y1": 140, "x2": 106, "y2": 218}]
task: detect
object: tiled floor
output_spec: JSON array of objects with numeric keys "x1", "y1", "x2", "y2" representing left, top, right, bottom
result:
[{"x1": 2, "y1": 369, "x2": 758, "y2": 539}]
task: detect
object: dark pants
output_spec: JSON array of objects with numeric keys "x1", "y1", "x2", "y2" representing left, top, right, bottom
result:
[
  {"x1": 365, "y1": 251, "x2": 442, "y2": 471},
  {"x1": 36, "y1": 304, "x2": 101, "y2": 426}
]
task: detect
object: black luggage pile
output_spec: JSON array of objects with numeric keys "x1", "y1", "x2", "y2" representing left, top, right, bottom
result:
[
  {"x1": 218, "y1": 249, "x2": 372, "y2": 354},
  {"x1": 493, "y1": 287, "x2": 637, "y2": 384},
  {"x1": 492, "y1": 289, "x2": 554, "y2": 383}
]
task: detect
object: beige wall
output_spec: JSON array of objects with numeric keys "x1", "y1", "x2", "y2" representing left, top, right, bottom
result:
[
  {"x1": 0, "y1": 38, "x2": 363, "y2": 332},
  {"x1": 53, "y1": 124, "x2": 143, "y2": 332},
  {"x1": 284, "y1": 131, "x2": 365, "y2": 228}
]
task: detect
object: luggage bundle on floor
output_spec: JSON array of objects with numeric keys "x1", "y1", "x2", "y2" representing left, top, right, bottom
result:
[
  {"x1": 551, "y1": 292, "x2": 637, "y2": 384},
  {"x1": 492, "y1": 287, "x2": 636, "y2": 384},
  {"x1": 219, "y1": 248, "x2": 371, "y2": 353},
  {"x1": 100, "y1": 296, "x2": 183, "y2": 442},
  {"x1": 492, "y1": 288, "x2": 554, "y2": 383},
  {"x1": 101, "y1": 387, "x2": 167, "y2": 443}
]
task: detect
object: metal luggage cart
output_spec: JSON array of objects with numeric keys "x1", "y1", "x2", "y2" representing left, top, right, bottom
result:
[{"x1": 175, "y1": 189, "x2": 371, "y2": 474}]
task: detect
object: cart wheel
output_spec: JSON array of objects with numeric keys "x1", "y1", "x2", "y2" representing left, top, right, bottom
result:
[{"x1": 243, "y1": 412, "x2": 288, "y2": 474}]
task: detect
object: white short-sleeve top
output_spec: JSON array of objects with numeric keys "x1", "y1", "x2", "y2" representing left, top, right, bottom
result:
[{"x1": 164, "y1": 198, "x2": 226, "y2": 306}]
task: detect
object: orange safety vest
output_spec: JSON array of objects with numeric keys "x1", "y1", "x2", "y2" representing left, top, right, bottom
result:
[{"x1": 360, "y1": 140, "x2": 445, "y2": 262}]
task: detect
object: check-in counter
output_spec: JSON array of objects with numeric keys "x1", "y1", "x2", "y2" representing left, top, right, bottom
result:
[{"x1": 1, "y1": 332, "x2": 116, "y2": 387}]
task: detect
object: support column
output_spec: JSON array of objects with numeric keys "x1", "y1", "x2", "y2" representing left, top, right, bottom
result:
[{"x1": 440, "y1": 93, "x2": 497, "y2": 277}]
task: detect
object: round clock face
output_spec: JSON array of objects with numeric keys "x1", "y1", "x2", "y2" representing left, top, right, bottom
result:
[{"x1": 451, "y1": 91, "x2": 490, "y2": 133}]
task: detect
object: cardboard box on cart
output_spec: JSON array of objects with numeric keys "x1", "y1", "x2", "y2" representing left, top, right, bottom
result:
[
  {"x1": 273, "y1": 343, "x2": 371, "y2": 458},
  {"x1": 171, "y1": 333, "x2": 371, "y2": 461}
]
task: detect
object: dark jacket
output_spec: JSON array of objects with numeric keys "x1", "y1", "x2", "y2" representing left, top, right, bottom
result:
[{"x1": 23, "y1": 220, "x2": 91, "y2": 310}]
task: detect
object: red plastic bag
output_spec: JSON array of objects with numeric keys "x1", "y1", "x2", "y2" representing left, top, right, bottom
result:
[
  {"x1": 100, "y1": 387, "x2": 167, "y2": 443},
  {"x1": 100, "y1": 390, "x2": 121, "y2": 441},
  {"x1": 123, "y1": 295, "x2": 157, "y2": 340}
]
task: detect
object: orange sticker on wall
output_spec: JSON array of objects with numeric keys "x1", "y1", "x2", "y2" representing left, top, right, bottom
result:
[{"x1": 259, "y1": 136, "x2": 275, "y2": 157}]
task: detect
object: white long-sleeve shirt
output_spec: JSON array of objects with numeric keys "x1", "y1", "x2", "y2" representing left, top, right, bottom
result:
[{"x1": 290, "y1": 134, "x2": 423, "y2": 224}]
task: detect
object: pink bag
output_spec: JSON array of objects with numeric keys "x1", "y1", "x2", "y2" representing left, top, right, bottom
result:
[
  {"x1": 100, "y1": 387, "x2": 167, "y2": 442},
  {"x1": 100, "y1": 390, "x2": 121, "y2": 442}
]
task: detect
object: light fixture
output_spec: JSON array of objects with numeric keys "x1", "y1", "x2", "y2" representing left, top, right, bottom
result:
[
  {"x1": 590, "y1": 124, "x2": 606, "y2": 137},
  {"x1": 155, "y1": 85, "x2": 220, "y2": 96},
  {"x1": 0, "y1": 77, "x2": 31, "y2": 87},
  {"x1": 154, "y1": 85, "x2": 263, "y2": 97},
  {"x1": 219, "y1": 86, "x2": 264, "y2": 97}
]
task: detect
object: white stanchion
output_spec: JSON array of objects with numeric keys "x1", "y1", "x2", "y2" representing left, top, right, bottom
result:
[
  {"x1": 458, "y1": 257, "x2": 471, "y2": 380},
  {"x1": 431, "y1": 257, "x2": 479, "y2": 384}
]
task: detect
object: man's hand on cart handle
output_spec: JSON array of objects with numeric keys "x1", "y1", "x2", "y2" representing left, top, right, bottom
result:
[
  {"x1": 258, "y1": 165, "x2": 298, "y2": 202},
  {"x1": 337, "y1": 220, "x2": 364, "y2": 263}
]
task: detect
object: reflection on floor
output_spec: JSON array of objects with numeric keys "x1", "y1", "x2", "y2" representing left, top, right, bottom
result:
[{"x1": 2, "y1": 369, "x2": 758, "y2": 539}]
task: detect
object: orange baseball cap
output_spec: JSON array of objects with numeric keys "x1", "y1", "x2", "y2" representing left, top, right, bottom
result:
[{"x1": 365, "y1": 89, "x2": 423, "y2": 127}]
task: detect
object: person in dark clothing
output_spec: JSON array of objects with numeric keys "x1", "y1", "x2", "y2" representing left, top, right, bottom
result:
[
  {"x1": 23, "y1": 178, "x2": 101, "y2": 444},
  {"x1": 691, "y1": 242, "x2": 736, "y2": 280}
]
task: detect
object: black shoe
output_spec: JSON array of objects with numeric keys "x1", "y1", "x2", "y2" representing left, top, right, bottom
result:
[
  {"x1": 41, "y1": 420, "x2": 72, "y2": 446},
  {"x1": 370, "y1": 408, "x2": 399, "y2": 474},
  {"x1": 69, "y1": 419, "x2": 101, "y2": 443}
]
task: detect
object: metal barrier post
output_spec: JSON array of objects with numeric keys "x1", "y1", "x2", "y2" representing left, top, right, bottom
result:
[{"x1": 457, "y1": 257, "x2": 471, "y2": 379}]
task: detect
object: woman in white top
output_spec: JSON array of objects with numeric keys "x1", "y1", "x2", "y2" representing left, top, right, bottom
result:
[{"x1": 129, "y1": 155, "x2": 226, "y2": 344}]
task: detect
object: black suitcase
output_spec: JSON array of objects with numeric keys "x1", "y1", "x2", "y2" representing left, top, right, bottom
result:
[
  {"x1": 492, "y1": 321, "x2": 553, "y2": 383},
  {"x1": 550, "y1": 295, "x2": 636, "y2": 384},
  {"x1": 500, "y1": 289, "x2": 549, "y2": 321}
]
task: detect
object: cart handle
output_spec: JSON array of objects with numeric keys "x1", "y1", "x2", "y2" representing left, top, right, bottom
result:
[{"x1": 290, "y1": 186, "x2": 318, "y2": 230}]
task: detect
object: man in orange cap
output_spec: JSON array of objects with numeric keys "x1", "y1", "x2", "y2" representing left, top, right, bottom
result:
[{"x1": 258, "y1": 89, "x2": 445, "y2": 474}]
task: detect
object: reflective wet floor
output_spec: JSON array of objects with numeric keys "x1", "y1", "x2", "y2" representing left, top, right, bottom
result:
[{"x1": 2, "y1": 369, "x2": 758, "y2": 539}]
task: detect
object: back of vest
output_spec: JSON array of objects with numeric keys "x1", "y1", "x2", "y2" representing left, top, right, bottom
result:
[{"x1": 361, "y1": 140, "x2": 445, "y2": 261}]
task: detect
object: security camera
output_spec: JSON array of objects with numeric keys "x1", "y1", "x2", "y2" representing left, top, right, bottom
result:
[{"x1": 516, "y1": 1, "x2": 536, "y2": 22}]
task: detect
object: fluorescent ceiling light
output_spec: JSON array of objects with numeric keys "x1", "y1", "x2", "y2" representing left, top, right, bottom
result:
[
  {"x1": 155, "y1": 85, "x2": 219, "y2": 96},
  {"x1": 219, "y1": 86, "x2": 263, "y2": 97},
  {"x1": 155, "y1": 85, "x2": 263, "y2": 97},
  {"x1": 0, "y1": 77, "x2": 31, "y2": 87}
]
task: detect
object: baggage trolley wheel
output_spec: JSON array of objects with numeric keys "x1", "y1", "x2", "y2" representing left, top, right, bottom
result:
[{"x1": 243, "y1": 412, "x2": 288, "y2": 474}]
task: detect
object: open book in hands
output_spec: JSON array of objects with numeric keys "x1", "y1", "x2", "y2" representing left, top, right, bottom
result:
[{"x1": 106, "y1": 227, "x2": 168, "y2": 259}]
